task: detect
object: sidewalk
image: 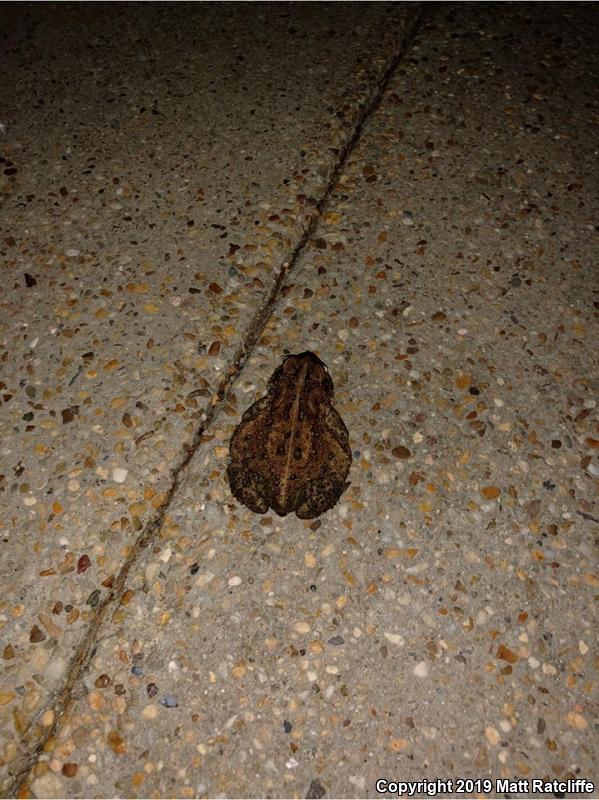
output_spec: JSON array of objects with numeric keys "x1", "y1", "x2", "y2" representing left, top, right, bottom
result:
[{"x1": 1, "y1": 3, "x2": 598, "y2": 798}]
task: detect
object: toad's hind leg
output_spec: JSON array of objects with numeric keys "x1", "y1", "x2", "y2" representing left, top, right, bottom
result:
[
  {"x1": 296, "y1": 472, "x2": 348, "y2": 519},
  {"x1": 227, "y1": 463, "x2": 269, "y2": 514}
]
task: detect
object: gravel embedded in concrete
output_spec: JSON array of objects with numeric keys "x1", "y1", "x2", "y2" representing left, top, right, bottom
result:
[
  {"x1": 1, "y1": 3, "x2": 598, "y2": 798},
  {"x1": 0, "y1": 4, "x2": 422, "y2": 791}
]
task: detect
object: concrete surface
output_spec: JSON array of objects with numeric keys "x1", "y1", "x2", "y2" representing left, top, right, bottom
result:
[
  {"x1": 1, "y1": 2, "x2": 598, "y2": 798},
  {"x1": 0, "y1": 2, "x2": 421, "y2": 793}
]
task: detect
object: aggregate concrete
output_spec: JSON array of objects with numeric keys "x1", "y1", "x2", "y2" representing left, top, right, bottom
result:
[
  {"x1": 1, "y1": 3, "x2": 598, "y2": 799},
  {"x1": 0, "y1": 3, "x2": 422, "y2": 792}
]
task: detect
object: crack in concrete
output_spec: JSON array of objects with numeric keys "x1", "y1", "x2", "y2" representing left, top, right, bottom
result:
[{"x1": 7, "y1": 8, "x2": 424, "y2": 794}]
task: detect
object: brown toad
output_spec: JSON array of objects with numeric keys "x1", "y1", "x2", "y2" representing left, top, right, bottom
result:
[{"x1": 226, "y1": 351, "x2": 352, "y2": 519}]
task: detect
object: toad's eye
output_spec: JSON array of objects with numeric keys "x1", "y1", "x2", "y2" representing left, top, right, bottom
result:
[
  {"x1": 311, "y1": 364, "x2": 326, "y2": 383},
  {"x1": 272, "y1": 385, "x2": 288, "y2": 409},
  {"x1": 307, "y1": 388, "x2": 325, "y2": 417},
  {"x1": 282, "y1": 357, "x2": 299, "y2": 375},
  {"x1": 293, "y1": 447, "x2": 303, "y2": 460}
]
